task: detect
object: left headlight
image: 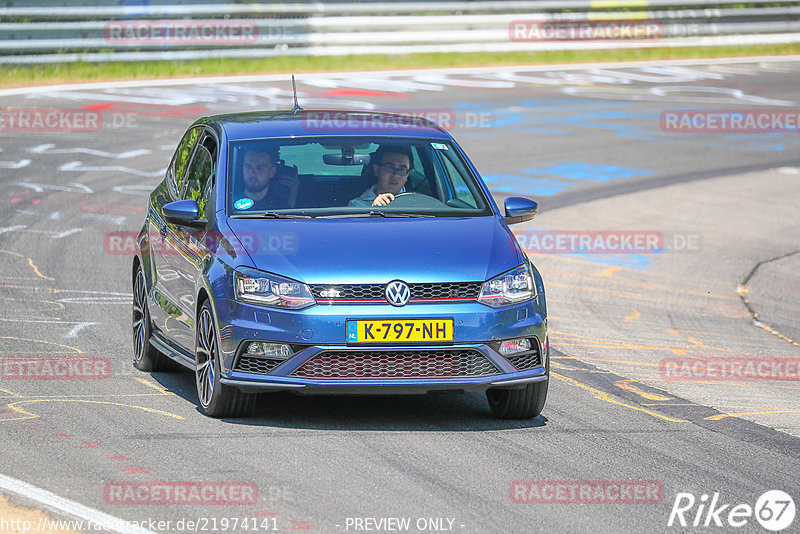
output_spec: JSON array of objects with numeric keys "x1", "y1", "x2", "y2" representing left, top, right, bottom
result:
[
  {"x1": 478, "y1": 263, "x2": 536, "y2": 308},
  {"x1": 234, "y1": 267, "x2": 316, "y2": 310}
]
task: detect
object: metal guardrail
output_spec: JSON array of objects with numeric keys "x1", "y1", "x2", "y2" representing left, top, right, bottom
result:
[
  {"x1": 3, "y1": 0, "x2": 800, "y2": 18},
  {"x1": 1, "y1": 1, "x2": 799, "y2": 64}
]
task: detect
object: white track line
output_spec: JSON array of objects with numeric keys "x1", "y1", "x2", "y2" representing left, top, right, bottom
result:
[
  {"x1": 0, "y1": 55, "x2": 798, "y2": 97},
  {"x1": 0, "y1": 473, "x2": 155, "y2": 534}
]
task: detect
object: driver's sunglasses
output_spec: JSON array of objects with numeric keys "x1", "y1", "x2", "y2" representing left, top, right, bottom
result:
[{"x1": 379, "y1": 163, "x2": 411, "y2": 175}]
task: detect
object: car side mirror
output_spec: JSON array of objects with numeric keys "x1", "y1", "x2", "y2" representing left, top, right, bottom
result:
[
  {"x1": 162, "y1": 200, "x2": 207, "y2": 227},
  {"x1": 503, "y1": 197, "x2": 538, "y2": 225}
]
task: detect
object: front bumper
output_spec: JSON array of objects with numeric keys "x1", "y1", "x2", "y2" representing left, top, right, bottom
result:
[
  {"x1": 221, "y1": 373, "x2": 549, "y2": 395},
  {"x1": 212, "y1": 297, "x2": 548, "y2": 394}
]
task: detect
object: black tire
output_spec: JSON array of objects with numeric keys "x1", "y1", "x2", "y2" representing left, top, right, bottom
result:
[
  {"x1": 132, "y1": 265, "x2": 165, "y2": 372},
  {"x1": 487, "y1": 380, "x2": 548, "y2": 419},
  {"x1": 195, "y1": 300, "x2": 256, "y2": 418}
]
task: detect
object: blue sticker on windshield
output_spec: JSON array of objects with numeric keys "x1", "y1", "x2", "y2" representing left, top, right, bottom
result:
[
  {"x1": 431, "y1": 142, "x2": 449, "y2": 150},
  {"x1": 234, "y1": 198, "x2": 254, "y2": 210}
]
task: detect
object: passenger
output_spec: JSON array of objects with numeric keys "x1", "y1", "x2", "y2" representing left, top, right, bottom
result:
[
  {"x1": 236, "y1": 145, "x2": 298, "y2": 210},
  {"x1": 349, "y1": 145, "x2": 414, "y2": 207}
]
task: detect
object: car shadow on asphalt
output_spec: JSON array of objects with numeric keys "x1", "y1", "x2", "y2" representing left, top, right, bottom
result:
[{"x1": 146, "y1": 370, "x2": 548, "y2": 431}]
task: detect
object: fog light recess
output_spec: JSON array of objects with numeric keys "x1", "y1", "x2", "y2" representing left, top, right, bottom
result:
[
  {"x1": 499, "y1": 338, "x2": 532, "y2": 356},
  {"x1": 245, "y1": 342, "x2": 292, "y2": 360}
]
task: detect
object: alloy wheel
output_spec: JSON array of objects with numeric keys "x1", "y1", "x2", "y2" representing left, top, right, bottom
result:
[
  {"x1": 195, "y1": 306, "x2": 216, "y2": 407},
  {"x1": 132, "y1": 269, "x2": 148, "y2": 363}
]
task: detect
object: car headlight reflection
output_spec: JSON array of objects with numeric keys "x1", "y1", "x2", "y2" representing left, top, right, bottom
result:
[
  {"x1": 234, "y1": 267, "x2": 316, "y2": 309},
  {"x1": 478, "y1": 263, "x2": 536, "y2": 307}
]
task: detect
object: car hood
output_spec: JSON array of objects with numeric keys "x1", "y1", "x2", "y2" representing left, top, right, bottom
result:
[{"x1": 225, "y1": 216, "x2": 524, "y2": 284}]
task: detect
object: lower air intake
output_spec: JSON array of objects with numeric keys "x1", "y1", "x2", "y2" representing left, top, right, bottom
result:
[
  {"x1": 234, "y1": 356, "x2": 282, "y2": 375},
  {"x1": 291, "y1": 349, "x2": 500, "y2": 379}
]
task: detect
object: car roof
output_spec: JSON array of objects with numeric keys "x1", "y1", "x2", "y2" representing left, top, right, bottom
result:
[{"x1": 197, "y1": 110, "x2": 452, "y2": 141}]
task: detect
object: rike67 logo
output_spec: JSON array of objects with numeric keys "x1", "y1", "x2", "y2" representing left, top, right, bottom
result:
[{"x1": 668, "y1": 490, "x2": 795, "y2": 531}]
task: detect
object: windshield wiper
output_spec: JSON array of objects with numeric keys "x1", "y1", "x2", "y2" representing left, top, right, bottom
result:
[
  {"x1": 368, "y1": 211, "x2": 433, "y2": 218},
  {"x1": 314, "y1": 213, "x2": 372, "y2": 219},
  {"x1": 262, "y1": 211, "x2": 312, "y2": 219},
  {"x1": 309, "y1": 212, "x2": 434, "y2": 219},
  {"x1": 231, "y1": 212, "x2": 312, "y2": 219}
]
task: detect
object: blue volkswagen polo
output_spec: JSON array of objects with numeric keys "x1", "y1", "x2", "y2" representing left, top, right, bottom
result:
[{"x1": 132, "y1": 110, "x2": 548, "y2": 418}]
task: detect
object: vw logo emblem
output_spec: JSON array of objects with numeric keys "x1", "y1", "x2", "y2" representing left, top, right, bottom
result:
[{"x1": 385, "y1": 280, "x2": 410, "y2": 307}]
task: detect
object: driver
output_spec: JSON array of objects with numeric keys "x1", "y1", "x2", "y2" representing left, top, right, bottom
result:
[{"x1": 349, "y1": 145, "x2": 413, "y2": 207}]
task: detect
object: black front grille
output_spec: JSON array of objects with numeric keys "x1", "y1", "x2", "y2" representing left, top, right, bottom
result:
[
  {"x1": 234, "y1": 356, "x2": 282, "y2": 375},
  {"x1": 310, "y1": 284, "x2": 384, "y2": 301},
  {"x1": 410, "y1": 282, "x2": 481, "y2": 300},
  {"x1": 505, "y1": 346, "x2": 542, "y2": 372},
  {"x1": 309, "y1": 282, "x2": 482, "y2": 303},
  {"x1": 291, "y1": 349, "x2": 500, "y2": 379}
]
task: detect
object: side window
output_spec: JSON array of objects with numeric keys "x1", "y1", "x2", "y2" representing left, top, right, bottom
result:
[
  {"x1": 170, "y1": 126, "x2": 202, "y2": 198},
  {"x1": 200, "y1": 131, "x2": 218, "y2": 163},
  {"x1": 184, "y1": 143, "x2": 215, "y2": 220},
  {"x1": 438, "y1": 154, "x2": 477, "y2": 208}
]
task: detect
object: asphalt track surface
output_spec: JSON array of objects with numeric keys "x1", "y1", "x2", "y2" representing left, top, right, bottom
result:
[{"x1": 1, "y1": 58, "x2": 799, "y2": 533}]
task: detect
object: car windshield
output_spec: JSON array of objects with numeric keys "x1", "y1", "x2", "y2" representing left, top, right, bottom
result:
[{"x1": 226, "y1": 136, "x2": 492, "y2": 218}]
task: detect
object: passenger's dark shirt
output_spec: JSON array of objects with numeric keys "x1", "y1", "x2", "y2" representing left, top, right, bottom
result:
[{"x1": 233, "y1": 182, "x2": 292, "y2": 211}]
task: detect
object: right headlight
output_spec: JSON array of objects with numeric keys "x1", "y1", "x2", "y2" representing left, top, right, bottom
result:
[
  {"x1": 234, "y1": 267, "x2": 315, "y2": 310},
  {"x1": 478, "y1": 263, "x2": 536, "y2": 308}
]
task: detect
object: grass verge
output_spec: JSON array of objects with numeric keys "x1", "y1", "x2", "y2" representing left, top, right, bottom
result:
[{"x1": 2, "y1": 43, "x2": 799, "y2": 89}]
